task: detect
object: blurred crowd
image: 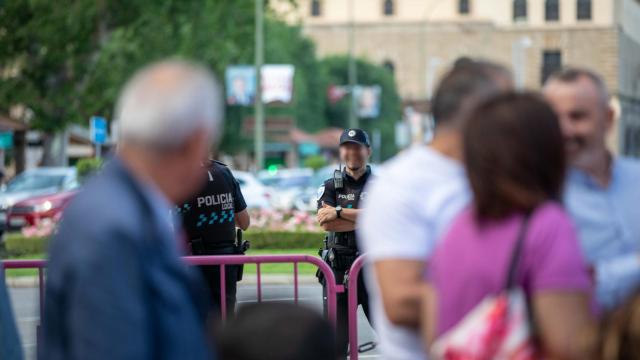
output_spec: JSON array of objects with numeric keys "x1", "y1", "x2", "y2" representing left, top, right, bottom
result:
[
  {"x1": 360, "y1": 59, "x2": 640, "y2": 360},
  {"x1": 0, "y1": 56, "x2": 638, "y2": 360}
]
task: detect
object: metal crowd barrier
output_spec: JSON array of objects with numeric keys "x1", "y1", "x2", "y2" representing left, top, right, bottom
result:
[
  {"x1": 2, "y1": 255, "x2": 373, "y2": 358},
  {"x1": 2, "y1": 259, "x2": 46, "y2": 320},
  {"x1": 2, "y1": 255, "x2": 343, "y2": 353},
  {"x1": 184, "y1": 254, "x2": 340, "y2": 324}
]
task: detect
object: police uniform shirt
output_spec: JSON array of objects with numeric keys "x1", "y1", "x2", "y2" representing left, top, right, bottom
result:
[
  {"x1": 178, "y1": 161, "x2": 247, "y2": 245},
  {"x1": 316, "y1": 166, "x2": 372, "y2": 238}
]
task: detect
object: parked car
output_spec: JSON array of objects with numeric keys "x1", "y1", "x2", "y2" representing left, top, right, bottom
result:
[
  {"x1": 7, "y1": 190, "x2": 78, "y2": 230},
  {"x1": 0, "y1": 167, "x2": 78, "y2": 234},
  {"x1": 232, "y1": 170, "x2": 272, "y2": 209},
  {"x1": 259, "y1": 168, "x2": 314, "y2": 210}
]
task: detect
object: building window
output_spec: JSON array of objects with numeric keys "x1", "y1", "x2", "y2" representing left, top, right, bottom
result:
[
  {"x1": 311, "y1": 0, "x2": 321, "y2": 17},
  {"x1": 383, "y1": 60, "x2": 395, "y2": 74},
  {"x1": 577, "y1": 0, "x2": 592, "y2": 20},
  {"x1": 513, "y1": 0, "x2": 527, "y2": 21},
  {"x1": 541, "y1": 50, "x2": 562, "y2": 84},
  {"x1": 459, "y1": 0, "x2": 471, "y2": 14},
  {"x1": 545, "y1": 0, "x2": 560, "y2": 21},
  {"x1": 383, "y1": 0, "x2": 394, "y2": 16}
]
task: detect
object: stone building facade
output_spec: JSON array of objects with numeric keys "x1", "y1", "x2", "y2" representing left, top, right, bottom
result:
[{"x1": 273, "y1": 0, "x2": 640, "y2": 154}]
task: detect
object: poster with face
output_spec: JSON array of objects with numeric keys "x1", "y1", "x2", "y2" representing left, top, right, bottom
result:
[
  {"x1": 354, "y1": 85, "x2": 382, "y2": 118},
  {"x1": 225, "y1": 66, "x2": 256, "y2": 106}
]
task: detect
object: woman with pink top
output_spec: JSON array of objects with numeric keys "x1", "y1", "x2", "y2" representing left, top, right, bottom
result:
[{"x1": 422, "y1": 93, "x2": 595, "y2": 359}]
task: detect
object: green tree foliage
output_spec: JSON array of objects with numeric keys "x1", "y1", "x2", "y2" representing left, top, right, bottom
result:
[
  {"x1": 321, "y1": 56, "x2": 401, "y2": 160},
  {"x1": 0, "y1": 1, "x2": 401, "y2": 162},
  {"x1": 0, "y1": 0, "x2": 255, "y2": 163},
  {"x1": 0, "y1": 1, "x2": 256, "y2": 129}
]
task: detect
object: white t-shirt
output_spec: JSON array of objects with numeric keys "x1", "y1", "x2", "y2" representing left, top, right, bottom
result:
[{"x1": 358, "y1": 146, "x2": 470, "y2": 360}]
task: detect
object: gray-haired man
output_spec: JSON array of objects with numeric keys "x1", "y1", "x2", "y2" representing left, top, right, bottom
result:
[{"x1": 43, "y1": 60, "x2": 223, "y2": 359}]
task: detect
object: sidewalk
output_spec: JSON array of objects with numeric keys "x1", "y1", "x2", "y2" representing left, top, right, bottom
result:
[{"x1": 6, "y1": 274, "x2": 319, "y2": 288}]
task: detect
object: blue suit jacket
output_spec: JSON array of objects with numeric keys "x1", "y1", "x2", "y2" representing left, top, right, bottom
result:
[{"x1": 42, "y1": 158, "x2": 213, "y2": 360}]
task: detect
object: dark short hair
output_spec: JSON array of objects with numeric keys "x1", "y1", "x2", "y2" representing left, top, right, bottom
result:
[
  {"x1": 432, "y1": 59, "x2": 511, "y2": 127},
  {"x1": 545, "y1": 67, "x2": 610, "y2": 106},
  {"x1": 216, "y1": 303, "x2": 335, "y2": 360},
  {"x1": 463, "y1": 92, "x2": 566, "y2": 219}
]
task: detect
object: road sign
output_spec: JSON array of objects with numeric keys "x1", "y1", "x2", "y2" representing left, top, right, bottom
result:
[
  {"x1": 0, "y1": 132, "x2": 13, "y2": 149},
  {"x1": 90, "y1": 116, "x2": 107, "y2": 145}
]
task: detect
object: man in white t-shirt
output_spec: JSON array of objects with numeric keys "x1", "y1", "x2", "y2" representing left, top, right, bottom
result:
[{"x1": 358, "y1": 59, "x2": 513, "y2": 359}]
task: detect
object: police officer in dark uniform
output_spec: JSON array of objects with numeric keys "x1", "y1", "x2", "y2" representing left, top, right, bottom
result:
[
  {"x1": 178, "y1": 160, "x2": 250, "y2": 318},
  {"x1": 317, "y1": 128, "x2": 373, "y2": 356}
]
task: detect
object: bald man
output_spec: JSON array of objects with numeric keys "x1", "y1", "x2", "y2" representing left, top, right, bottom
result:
[
  {"x1": 43, "y1": 60, "x2": 223, "y2": 359},
  {"x1": 544, "y1": 68, "x2": 640, "y2": 310}
]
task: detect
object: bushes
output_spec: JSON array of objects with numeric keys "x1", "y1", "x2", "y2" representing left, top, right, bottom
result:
[
  {"x1": 76, "y1": 158, "x2": 103, "y2": 181},
  {"x1": 303, "y1": 155, "x2": 327, "y2": 171},
  {"x1": 1, "y1": 230, "x2": 324, "y2": 258},
  {"x1": 4, "y1": 234, "x2": 48, "y2": 258},
  {"x1": 244, "y1": 231, "x2": 323, "y2": 250}
]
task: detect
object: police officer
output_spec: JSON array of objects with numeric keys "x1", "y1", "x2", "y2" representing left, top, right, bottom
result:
[
  {"x1": 317, "y1": 128, "x2": 373, "y2": 356},
  {"x1": 178, "y1": 159, "x2": 250, "y2": 318}
]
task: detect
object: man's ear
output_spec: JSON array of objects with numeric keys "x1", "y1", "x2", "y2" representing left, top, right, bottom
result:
[{"x1": 604, "y1": 105, "x2": 615, "y2": 133}]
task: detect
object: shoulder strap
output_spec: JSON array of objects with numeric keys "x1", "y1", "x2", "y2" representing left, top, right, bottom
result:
[{"x1": 504, "y1": 211, "x2": 533, "y2": 290}]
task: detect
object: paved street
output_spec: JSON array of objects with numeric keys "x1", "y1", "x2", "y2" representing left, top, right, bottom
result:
[{"x1": 10, "y1": 282, "x2": 380, "y2": 359}]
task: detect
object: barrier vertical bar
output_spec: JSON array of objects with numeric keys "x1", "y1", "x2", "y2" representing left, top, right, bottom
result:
[
  {"x1": 37, "y1": 266, "x2": 44, "y2": 360},
  {"x1": 348, "y1": 256, "x2": 366, "y2": 360},
  {"x1": 293, "y1": 262, "x2": 299, "y2": 305},
  {"x1": 38, "y1": 267, "x2": 44, "y2": 320},
  {"x1": 220, "y1": 264, "x2": 226, "y2": 322},
  {"x1": 256, "y1": 263, "x2": 262, "y2": 302}
]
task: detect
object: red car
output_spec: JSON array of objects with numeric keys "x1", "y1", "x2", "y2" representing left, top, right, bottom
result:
[{"x1": 7, "y1": 190, "x2": 78, "y2": 229}]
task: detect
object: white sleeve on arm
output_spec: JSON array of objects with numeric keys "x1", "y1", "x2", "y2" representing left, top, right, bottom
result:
[{"x1": 358, "y1": 174, "x2": 433, "y2": 261}]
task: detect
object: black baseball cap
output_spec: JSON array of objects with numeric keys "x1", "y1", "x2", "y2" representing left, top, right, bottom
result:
[{"x1": 339, "y1": 128, "x2": 370, "y2": 147}]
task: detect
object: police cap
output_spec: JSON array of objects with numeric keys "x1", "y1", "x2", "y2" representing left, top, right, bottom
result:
[{"x1": 339, "y1": 128, "x2": 370, "y2": 147}]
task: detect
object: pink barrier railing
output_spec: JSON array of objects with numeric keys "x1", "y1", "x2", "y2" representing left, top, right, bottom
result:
[
  {"x1": 4, "y1": 255, "x2": 376, "y2": 356},
  {"x1": 3, "y1": 259, "x2": 47, "y2": 320},
  {"x1": 184, "y1": 254, "x2": 341, "y2": 324},
  {"x1": 347, "y1": 255, "x2": 367, "y2": 360},
  {"x1": 2, "y1": 255, "x2": 341, "y2": 332}
]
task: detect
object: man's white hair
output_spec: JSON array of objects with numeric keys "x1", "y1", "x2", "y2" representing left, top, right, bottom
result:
[{"x1": 116, "y1": 59, "x2": 223, "y2": 148}]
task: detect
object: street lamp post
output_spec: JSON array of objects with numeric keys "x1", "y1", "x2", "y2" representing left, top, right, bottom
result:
[
  {"x1": 347, "y1": 0, "x2": 358, "y2": 129},
  {"x1": 254, "y1": 0, "x2": 265, "y2": 170}
]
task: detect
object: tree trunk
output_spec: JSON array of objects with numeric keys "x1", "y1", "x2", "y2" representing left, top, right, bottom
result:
[{"x1": 40, "y1": 131, "x2": 68, "y2": 167}]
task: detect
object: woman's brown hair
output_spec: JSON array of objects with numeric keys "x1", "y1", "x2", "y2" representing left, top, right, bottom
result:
[{"x1": 463, "y1": 92, "x2": 566, "y2": 219}]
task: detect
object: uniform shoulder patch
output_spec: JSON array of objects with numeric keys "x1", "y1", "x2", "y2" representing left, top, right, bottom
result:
[{"x1": 317, "y1": 185, "x2": 325, "y2": 200}]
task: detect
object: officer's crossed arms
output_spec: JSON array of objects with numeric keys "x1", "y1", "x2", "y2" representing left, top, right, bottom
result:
[{"x1": 317, "y1": 202, "x2": 360, "y2": 232}]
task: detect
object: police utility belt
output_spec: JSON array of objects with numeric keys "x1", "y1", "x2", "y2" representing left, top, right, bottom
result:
[
  {"x1": 320, "y1": 232, "x2": 360, "y2": 272},
  {"x1": 189, "y1": 229, "x2": 250, "y2": 256}
]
